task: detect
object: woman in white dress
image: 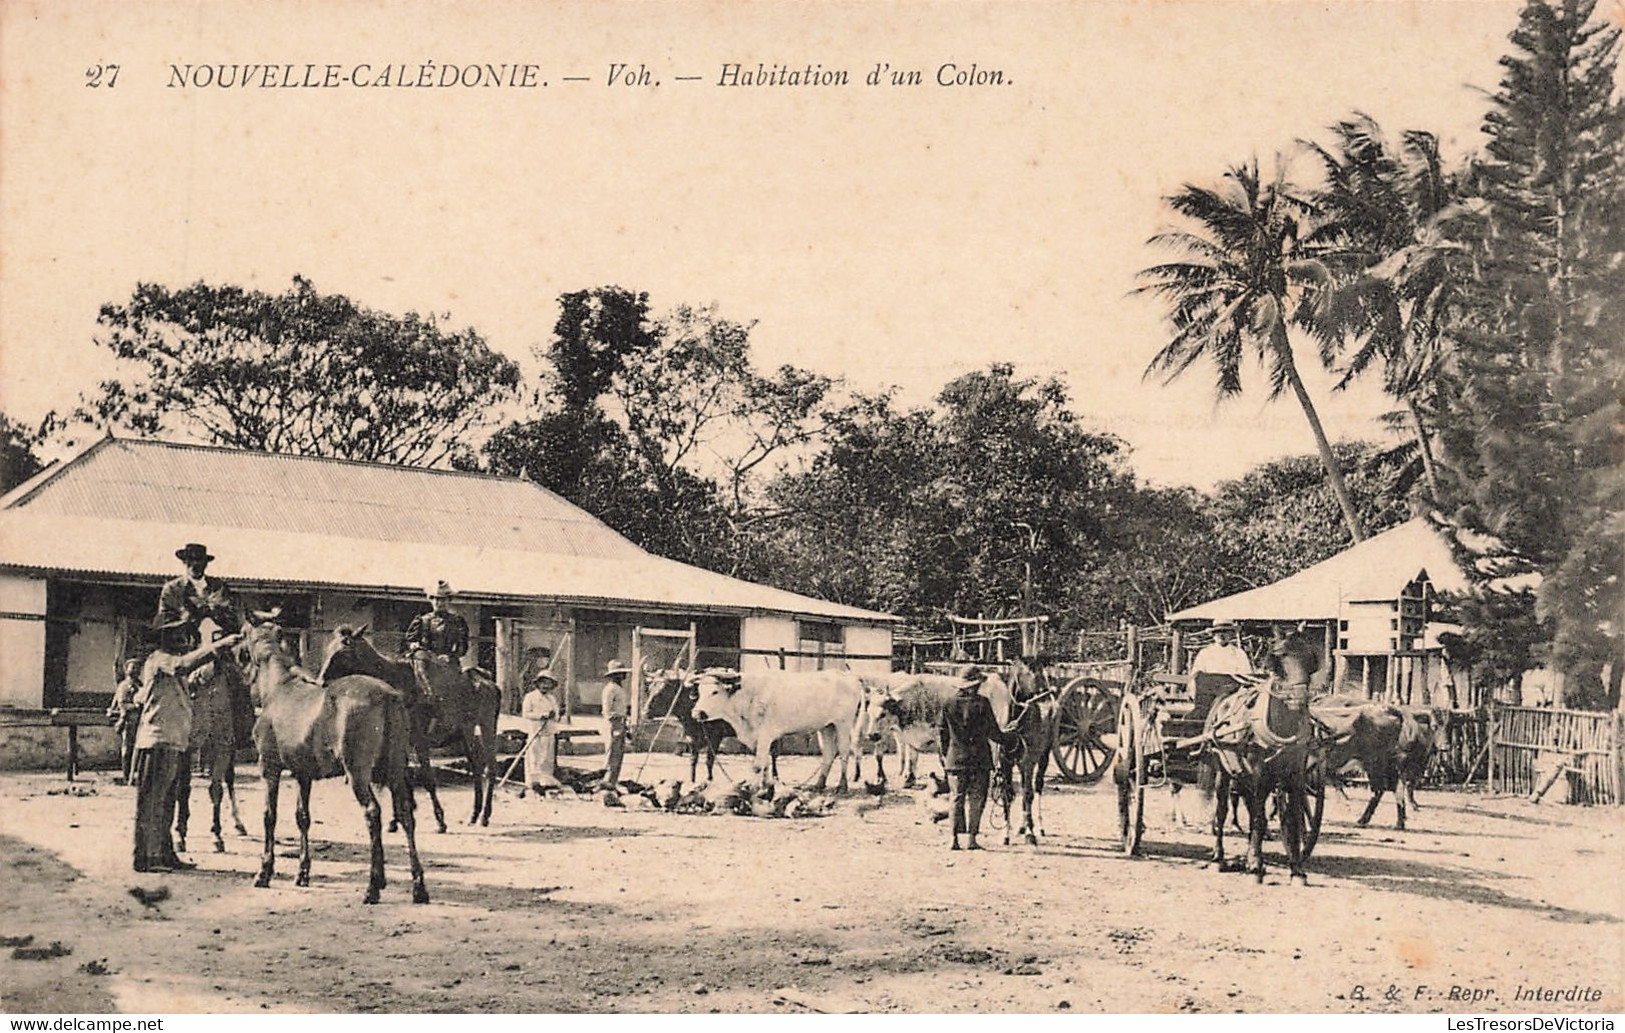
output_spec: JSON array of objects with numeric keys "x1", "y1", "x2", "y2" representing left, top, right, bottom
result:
[{"x1": 521, "y1": 671, "x2": 562, "y2": 792}]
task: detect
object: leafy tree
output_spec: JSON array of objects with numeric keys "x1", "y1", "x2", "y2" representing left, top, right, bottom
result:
[
  {"x1": 1432, "y1": 0, "x2": 1624, "y2": 702},
  {"x1": 0, "y1": 413, "x2": 44, "y2": 493},
  {"x1": 1204, "y1": 442, "x2": 1415, "y2": 592},
  {"x1": 1138, "y1": 158, "x2": 1368, "y2": 544},
  {"x1": 1301, "y1": 115, "x2": 1478, "y2": 500},
  {"x1": 49, "y1": 277, "x2": 521, "y2": 467},
  {"x1": 487, "y1": 288, "x2": 839, "y2": 570},
  {"x1": 759, "y1": 365, "x2": 1138, "y2": 634}
]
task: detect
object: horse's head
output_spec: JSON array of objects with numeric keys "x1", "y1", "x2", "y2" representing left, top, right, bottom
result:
[
  {"x1": 318, "y1": 624, "x2": 376, "y2": 682},
  {"x1": 1266, "y1": 623, "x2": 1320, "y2": 686}
]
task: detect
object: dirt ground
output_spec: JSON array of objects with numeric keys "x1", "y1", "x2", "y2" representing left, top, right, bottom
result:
[{"x1": 2, "y1": 753, "x2": 1621, "y2": 1015}]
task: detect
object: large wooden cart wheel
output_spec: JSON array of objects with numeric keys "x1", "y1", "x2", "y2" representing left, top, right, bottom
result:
[
  {"x1": 1052, "y1": 676, "x2": 1119, "y2": 784},
  {"x1": 1114, "y1": 694, "x2": 1147, "y2": 856}
]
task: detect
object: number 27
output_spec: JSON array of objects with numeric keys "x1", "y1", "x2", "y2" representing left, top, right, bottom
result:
[{"x1": 85, "y1": 64, "x2": 120, "y2": 88}]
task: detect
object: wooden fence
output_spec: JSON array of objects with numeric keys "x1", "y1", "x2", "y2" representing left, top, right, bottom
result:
[{"x1": 1490, "y1": 705, "x2": 1623, "y2": 805}]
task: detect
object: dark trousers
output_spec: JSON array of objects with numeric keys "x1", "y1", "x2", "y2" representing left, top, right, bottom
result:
[
  {"x1": 133, "y1": 746, "x2": 185, "y2": 869},
  {"x1": 117, "y1": 711, "x2": 141, "y2": 782},
  {"x1": 948, "y1": 768, "x2": 990, "y2": 840},
  {"x1": 604, "y1": 717, "x2": 628, "y2": 786}
]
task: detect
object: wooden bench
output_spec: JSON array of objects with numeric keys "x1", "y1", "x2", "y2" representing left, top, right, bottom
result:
[{"x1": 0, "y1": 708, "x2": 114, "y2": 780}]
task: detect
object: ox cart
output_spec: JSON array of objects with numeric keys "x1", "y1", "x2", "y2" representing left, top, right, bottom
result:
[{"x1": 1114, "y1": 671, "x2": 1326, "y2": 858}]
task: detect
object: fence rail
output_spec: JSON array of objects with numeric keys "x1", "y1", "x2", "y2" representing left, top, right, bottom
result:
[{"x1": 1491, "y1": 705, "x2": 1623, "y2": 805}]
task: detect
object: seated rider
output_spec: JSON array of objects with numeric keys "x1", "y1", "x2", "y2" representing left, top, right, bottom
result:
[{"x1": 404, "y1": 580, "x2": 471, "y2": 711}]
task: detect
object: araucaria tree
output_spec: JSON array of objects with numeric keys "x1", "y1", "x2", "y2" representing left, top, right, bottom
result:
[
  {"x1": 1432, "y1": 0, "x2": 1625, "y2": 706},
  {"x1": 1137, "y1": 158, "x2": 1368, "y2": 544},
  {"x1": 52, "y1": 276, "x2": 522, "y2": 467}
]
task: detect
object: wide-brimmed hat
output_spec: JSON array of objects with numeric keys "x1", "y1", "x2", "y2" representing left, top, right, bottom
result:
[
  {"x1": 426, "y1": 580, "x2": 454, "y2": 599},
  {"x1": 604, "y1": 659, "x2": 632, "y2": 677},
  {"x1": 530, "y1": 670, "x2": 559, "y2": 688},
  {"x1": 175, "y1": 543, "x2": 214, "y2": 564},
  {"x1": 952, "y1": 663, "x2": 986, "y2": 689}
]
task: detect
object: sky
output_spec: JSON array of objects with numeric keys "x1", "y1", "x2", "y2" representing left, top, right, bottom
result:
[{"x1": 0, "y1": 0, "x2": 1543, "y2": 489}]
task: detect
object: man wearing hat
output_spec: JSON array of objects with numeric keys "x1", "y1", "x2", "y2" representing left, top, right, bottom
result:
[
  {"x1": 1191, "y1": 621, "x2": 1254, "y2": 678},
  {"x1": 132, "y1": 617, "x2": 241, "y2": 873},
  {"x1": 598, "y1": 659, "x2": 632, "y2": 789},
  {"x1": 156, "y1": 542, "x2": 254, "y2": 749},
  {"x1": 935, "y1": 664, "x2": 1015, "y2": 851},
  {"x1": 404, "y1": 580, "x2": 471, "y2": 711},
  {"x1": 520, "y1": 668, "x2": 562, "y2": 794},
  {"x1": 157, "y1": 543, "x2": 241, "y2": 642}
]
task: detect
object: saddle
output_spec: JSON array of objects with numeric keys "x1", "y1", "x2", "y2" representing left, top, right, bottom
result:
[{"x1": 1207, "y1": 680, "x2": 1311, "y2": 751}]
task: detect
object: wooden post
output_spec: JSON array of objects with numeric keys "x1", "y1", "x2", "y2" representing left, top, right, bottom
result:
[
  {"x1": 1169, "y1": 626, "x2": 1183, "y2": 675},
  {"x1": 67, "y1": 724, "x2": 79, "y2": 781},
  {"x1": 1126, "y1": 623, "x2": 1140, "y2": 670},
  {"x1": 564, "y1": 614, "x2": 577, "y2": 724}
]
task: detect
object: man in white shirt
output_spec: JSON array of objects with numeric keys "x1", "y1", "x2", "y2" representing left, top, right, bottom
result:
[{"x1": 1190, "y1": 621, "x2": 1254, "y2": 678}]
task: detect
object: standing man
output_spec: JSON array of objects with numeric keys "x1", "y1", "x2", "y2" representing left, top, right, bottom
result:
[
  {"x1": 107, "y1": 659, "x2": 143, "y2": 785},
  {"x1": 935, "y1": 664, "x2": 1013, "y2": 852},
  {"x1": 520, "y1": 670, "x2": 562, "y2": 794},
  {"x1": 132, "y1": 618, "x2": 240, "y2": 873},
  {"x1": 404, "y1": 580, "x2": 471, "y2": 711},
  {"x1": 599, "y1": 659, "x2": 632, "y2": 790},
  {"x1": 1190, "y1": 621, "x2": 1255, "y2": 678}
]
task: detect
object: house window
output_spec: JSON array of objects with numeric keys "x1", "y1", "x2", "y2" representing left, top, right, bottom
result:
[
  {"x1": 1339, "y1": 620, "x2": 1348, "y2": 631},
  {"x1": 1339, "y1": 638, "x2": 1349, "y2": 651},
  {"x1": 797, "y1": 621, "x2": 844, "y2": 670}
]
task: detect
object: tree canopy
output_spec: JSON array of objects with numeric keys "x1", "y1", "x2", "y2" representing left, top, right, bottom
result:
[{"x1": 48, "y1": 276, "x2": 522, "y2": 467}]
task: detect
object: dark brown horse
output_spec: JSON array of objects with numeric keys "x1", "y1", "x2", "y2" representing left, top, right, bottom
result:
[
  {"x1": 244, "y1": 619, "x2": 427, "y2": 904},
  {"x1": 318, "y1": 626, "x2": 502, "y2": 831},
  {"x1": 176, "y1": 617, "x2": 251, "y2": 854},
  {"x1": 993, "y1": 658, "x2": 1061, "y2": 847},
  {"x1": 1202, "y1": 626, "x2": 1318, "y2": 885}
]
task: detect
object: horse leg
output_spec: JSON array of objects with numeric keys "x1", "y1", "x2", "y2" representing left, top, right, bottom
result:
[
  {"x1": 209, "y1": 759, "x2": 226, "y2": 853},
  {"x1": 705, "y1": 728, "x2": 720, "y2": 783},
  {"x1": 173, "y1": 761, "x2": 191, "y2": 854},
  {"x1": 225, "y1": 758, "x2": 249, "y2": 836},
  {"x1": 254, "y1": 767, "x2": 279, "y2": 888},
  {"x1": 479, "y1": 729, "x2": 498, "y2": 826},
  {"x1": 390, "y1": 778, "x2": 429, "y2": 904},
  {"x1": 294, "y1": 775, "x2": 314, "y2": 888},
  {"x1": 688, "y1": 734, "x2": 701, "y2": 783},
  {"x1": 999, "y1": 757, "x2": 1015, "y2": 846},
  {"x1": 466, "y1": 733, "x2": 484, "y2": 826},
  {"x1": 1283, "y1": 779, "x2": 1308, "y2": 886},
  {"x1": 406, "y1": 719, "x2": 446, "y2": 834},
  {"x1": 352, "y1": 777, "x2": 386, "y2": 905},
  {"x1": 1021, "y1": 759, "x2": 1038, "y2": 846},
  {"x1": 1210, "y1": 768, "x2": 1235, "y2": 869},
  {"x1": 1247, "y1": 778, "x2": 1268, "y2": 883}
]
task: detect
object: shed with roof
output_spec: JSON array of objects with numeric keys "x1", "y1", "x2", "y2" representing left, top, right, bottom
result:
[
  {"x1": 1168, "y1": 518, "x2": 1473, "y2": 704},
  {"x1": 0, "y1": 436, "x2": 896, "y2": 727}
]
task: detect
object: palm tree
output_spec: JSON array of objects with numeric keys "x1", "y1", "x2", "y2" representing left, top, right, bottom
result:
[
  {"x1": 1137, "y1": 158, "x2": 1367, "y2": 544},
  {"x1": 1299, "y1": 115, "x2": 1479, "y2": 501}
]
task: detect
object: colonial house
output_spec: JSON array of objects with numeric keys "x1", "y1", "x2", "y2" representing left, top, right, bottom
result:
[
  {"x1": 0, "y1": 436, "x2": 896, "y2": 741},
  {"x1": 1168, "y1": 518, "x2": 1476, "y2": 707}
]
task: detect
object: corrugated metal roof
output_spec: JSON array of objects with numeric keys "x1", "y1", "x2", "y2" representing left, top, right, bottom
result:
[
  {"x1": 1169, "y1": 519, "x2": 1475, "y2": 623},
  {"x1": 0, "y1": 437, "x2": 895, "y2": 624}
]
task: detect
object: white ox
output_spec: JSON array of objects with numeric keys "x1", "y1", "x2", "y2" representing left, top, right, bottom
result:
[
  {"x1": 861, "y1": 671, "x2": 1014, "y2": 787},
  {"x1": 690, "y1": 668, "x2": 866, "y2": 792}
]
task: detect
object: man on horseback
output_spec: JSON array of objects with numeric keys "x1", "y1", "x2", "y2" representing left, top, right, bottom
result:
[
  {"x1": 157, "y1": 542, "x2": 254, "y2": 740},
  {"x1": 158, "y1": 543, "x2": 241, "y2": 640},
  {"x1": 404, "y1": 580, "x2": 472, "y2": 713}
]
